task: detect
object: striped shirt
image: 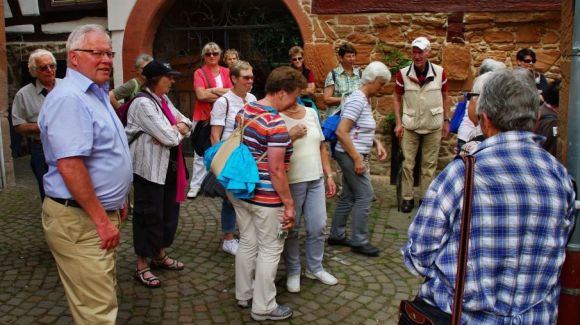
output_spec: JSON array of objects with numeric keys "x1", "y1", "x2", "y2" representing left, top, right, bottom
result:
[
  {"x1": 125, "y1": 88, "x2": 192, "y2": 185},
  {"x1": 402, "y1": 131, "x2": 576, "y2": 324},
  {"x1": 237, "y1": 102, "x2": 293, "y2": 207},
  {"x1": 335, "y1": 90, "x2": 376, "y2": 154}
]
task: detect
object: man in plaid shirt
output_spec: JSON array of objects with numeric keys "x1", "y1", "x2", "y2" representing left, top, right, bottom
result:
[{"x1": 402, "y1": 68, "x2": 576, "y2": 324}]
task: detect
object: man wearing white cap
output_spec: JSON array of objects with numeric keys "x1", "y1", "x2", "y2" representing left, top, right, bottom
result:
[{"x1": 393, "y1": 36, "x2": 450, "y2": 213}]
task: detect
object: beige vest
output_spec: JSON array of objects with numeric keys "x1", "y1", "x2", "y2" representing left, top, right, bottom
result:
[{"x1": 400, "y1": 62, "x2": 444, "y2": 134}]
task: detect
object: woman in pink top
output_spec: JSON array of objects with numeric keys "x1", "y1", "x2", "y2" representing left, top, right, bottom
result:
[{"x1": 188, "y1": 42, "x2": 233, "y2": 200}]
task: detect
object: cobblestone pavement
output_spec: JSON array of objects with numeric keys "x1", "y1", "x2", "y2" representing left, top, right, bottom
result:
[{"x1": 0, "y1": 157, "x2": 422, "y2": 325}]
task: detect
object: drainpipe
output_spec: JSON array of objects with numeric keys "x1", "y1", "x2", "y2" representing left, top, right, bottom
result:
[{"x1": 558, "y1": 1, "x2": 580, "y2": 323}]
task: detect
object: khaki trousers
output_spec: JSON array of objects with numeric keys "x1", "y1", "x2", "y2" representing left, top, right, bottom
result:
[
  {"x1": 230, "y1": 196, "x2": 284, "y2": 314},
  {"x1": 401, "y1": 128, "x2": 441, "y2": 200},
  {"x1": 42, "y1": 198, "x2": 120, "y2": 325}
]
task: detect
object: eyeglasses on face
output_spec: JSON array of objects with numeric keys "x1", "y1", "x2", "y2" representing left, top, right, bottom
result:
[
  {"x1": 522, "y1": 59, "x2": 535, "y2": 64},
  {"x1": 73, "y1": 49, "x2": 115, "y2": 59},
  {"x1": 205, "y1": 52, "x2": 220, "y2": 57},
  {"x1": 240, "y1": 75, "x2": 254, "y2": 81},
  {"x1": 292, "y1": 57, "x2": 303, "y2": 62},
  {"x1": 37, "y1": 64, "x2": 57, "y2": 72}
]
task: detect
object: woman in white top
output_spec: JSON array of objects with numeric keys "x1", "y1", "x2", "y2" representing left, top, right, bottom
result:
[
  {"x1": 457, "y1": 58, "x2": 505, "y2": 151},
  {"x1": 280, "y1": 101, "x2": 338, "y2": 293},
  {"x1": 210, "y1": 61, "x2": 257, "y2": 256},
  {"x1": 328, "y1": 61, "x2": 390, "y2": 257}
]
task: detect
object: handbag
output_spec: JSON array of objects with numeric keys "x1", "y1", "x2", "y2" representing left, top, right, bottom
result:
[
  {"x1": 399, "y1": 155, "x2": 476, "y2": 325},
  {"x1": 200, "y1": 172, "x2": 227, "y2": 198},
  {"x1": 209, "y1": 112, "x2": 268, "y2": 177},
  {"x1": 191, "y1": 120, "x2": 212, "y2": 156}
]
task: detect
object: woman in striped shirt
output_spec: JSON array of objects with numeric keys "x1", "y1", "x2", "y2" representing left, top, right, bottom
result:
[{"x1": 328, "y1": 61, "x2": 391, "y2": 257}]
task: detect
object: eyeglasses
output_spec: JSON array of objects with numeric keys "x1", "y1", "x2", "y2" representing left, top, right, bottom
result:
[
  {"x1": 37, "y1": 64, "x2": 56, "y2": 73},
  {"x1": 240, "y1": 75, "x2": 254, "y2": 81},
  {"x1": 522, "y1": 59, "x2": 535, "y2": 64},
  {"x1": 74, "y1": 49, "x2": 115, "y2": 59},
  {"x1": 291, "y1": 57, "x2": 303, "y2": 62},
  {"x1": 205, "y1": 52, "x2": 220, "y2": 57}
]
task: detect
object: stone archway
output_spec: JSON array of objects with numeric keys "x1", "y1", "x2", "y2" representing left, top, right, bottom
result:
[{"x1": 122, "y1": 0, "x2": 313, "y2": 83}]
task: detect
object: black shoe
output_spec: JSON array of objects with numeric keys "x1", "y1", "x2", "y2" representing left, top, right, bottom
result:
[
  {"x1": 327, "y1": 237, "x2": 351, "y2": 247},
  {"x1": 351, "y1": 244, "x2": 380, "y2": 257},
  {"x1": 401, "y1": 199, "x2": 414, "y2": 213}
]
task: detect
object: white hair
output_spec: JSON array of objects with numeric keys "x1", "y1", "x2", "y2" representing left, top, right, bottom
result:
[
  {"x1": 66, "y1": 24, "x2": 110, "y2": 53},
  {"x1": 479, "y1": 59, "x2": 506, "y2": 76},
  {"x1": 28, "y1": 49, "x2": 56, "y2": 77},
  {"x1": 361, "y1": 61, "x2": 392, "y2": 85}
]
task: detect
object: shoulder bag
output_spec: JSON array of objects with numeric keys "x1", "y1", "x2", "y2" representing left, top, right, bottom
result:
[
  {"x1": 399, "y1": 155, "x2": 476, "y2": 325},
  {"x1": 191, "y1": 68, "x2": 218, "y2": 156}
]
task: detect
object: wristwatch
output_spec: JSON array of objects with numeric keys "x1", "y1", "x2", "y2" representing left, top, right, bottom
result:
[{"x1": 444, "y1": 118, "x2": 450, "y2": 122}]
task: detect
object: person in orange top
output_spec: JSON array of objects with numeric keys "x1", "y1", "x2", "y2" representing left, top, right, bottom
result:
[{"x1": 188, "y1": 42, "x2": 233, "y2": 199}]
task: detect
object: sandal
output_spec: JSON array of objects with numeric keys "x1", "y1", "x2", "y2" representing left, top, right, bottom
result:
[
  {"x1": 150, "y1": 254, "x2": 185, "y2": 271},
  {"x1": 134, "y1": 267, "x2": 161, "y2": 288}
]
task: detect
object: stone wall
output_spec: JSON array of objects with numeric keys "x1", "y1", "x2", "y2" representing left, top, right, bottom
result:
[{"x1": 299, "y1": 5, "x2": 561, "y2": 178}]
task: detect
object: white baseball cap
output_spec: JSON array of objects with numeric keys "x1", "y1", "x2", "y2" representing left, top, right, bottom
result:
[{"x1": 412, "y1": 37, "x2": 431, "y2": 50}]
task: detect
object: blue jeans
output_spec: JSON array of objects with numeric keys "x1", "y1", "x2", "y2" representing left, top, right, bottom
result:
[
  {"x1": 330, "y1": 151, "x2": 373, "y2": 246},
  {"x1": 221, "y1": 199, "x2": 236, "y2": 234},
  {"x1": 30, "y1": 142, "x2": 48, "y2": 201},
  {"x1": 283, "y1": 178, "x2": 327, "y2": 275}
]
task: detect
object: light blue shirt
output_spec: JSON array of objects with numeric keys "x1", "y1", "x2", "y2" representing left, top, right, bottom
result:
[{"x1": 38, "y1": 68, "x2": 132, "y2": 210}]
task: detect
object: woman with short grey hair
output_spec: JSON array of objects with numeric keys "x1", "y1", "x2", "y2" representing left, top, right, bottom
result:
[
  {"x1": 456, "y1": 58, "x2": 505, "y2": 150},
  {"x1": 328, "y1": 61, "x2": 390, "y2": 257}
]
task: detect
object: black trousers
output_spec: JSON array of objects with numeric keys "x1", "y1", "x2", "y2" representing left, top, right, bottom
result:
[{"x1": 132, "y1": 173, "x2": 180, "y2": 258}]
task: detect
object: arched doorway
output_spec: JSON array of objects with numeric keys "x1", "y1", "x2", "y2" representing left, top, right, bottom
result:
[{"x1": 141, "y1": 0, "x2": 303, "y2": 116}]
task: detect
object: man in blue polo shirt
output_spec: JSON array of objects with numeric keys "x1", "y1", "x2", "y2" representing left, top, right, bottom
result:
[{"x1": 38, "y1": 24, "x2": 132, "y2": 325}]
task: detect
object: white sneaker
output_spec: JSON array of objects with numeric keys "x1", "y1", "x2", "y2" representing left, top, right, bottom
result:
[
  {"x1": 187, "y1": 188, "x2": 200, "y2": 199},
  {"x1": 222, "y1": 239, "x2": 239, "y2": 256},
  {"x1": 286, "y1": 274, "x2": 300, "y2": 293},
  {"x1": 305, "y1": 269, "x2": 338, "y2": 286}
]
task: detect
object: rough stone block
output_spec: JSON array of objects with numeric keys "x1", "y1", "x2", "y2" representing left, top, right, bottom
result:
[
  {"x1": 442, "y1": 44, "x2": 471, "y2": 81},
  {"x1": 464, "y1": 13, "x2": 495, "y2": 23},
  {"x1": 338, "y1": 15, "x2": 370, "y2": 26},
  {"x1": 483, "y1": 31, "x2": 514, "y2": 43},
  {"x1": 347, "y1": 32, "x2": 378, "y2": 44},
  {"x1": 515, "y1": 25, "x2": 541, "y2": 43},
  {"x1": 412, "y1": 15, "x2": 447, "y2": 28},
  {"x1": 378, "y1": 27, "x2": 405, "y2": 43},
  {"x1": 371, "y1": 15, "x2": 390, "y2": 28},
  {"x1": 543, "y1": 31, "x2": 559, "y2": 45}
]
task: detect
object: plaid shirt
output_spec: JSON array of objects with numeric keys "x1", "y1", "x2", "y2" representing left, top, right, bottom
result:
[
  {"x1": 402, "y1": 131, "x2": 576, "y2": 324},
  {"x1": 324, "y1": 65, "x2": 362, "y2": 116}
]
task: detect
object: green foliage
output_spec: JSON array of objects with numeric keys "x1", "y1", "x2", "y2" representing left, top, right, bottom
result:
[
  {"x1": 372, "y1": 42, "x2": 412, "y2": 74},
  {"x1": 383, "y1": 112, "x2": 396, "y2": 133}
]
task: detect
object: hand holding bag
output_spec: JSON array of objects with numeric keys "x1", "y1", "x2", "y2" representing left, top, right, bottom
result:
[{"x1": 399, "y1": 155, "x2": 476, "y2": 325}]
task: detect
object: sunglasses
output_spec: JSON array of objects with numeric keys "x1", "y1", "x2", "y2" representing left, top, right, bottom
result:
[
  {"x1": 240, "y1": 75, "x2": 254, "y2": 81},
  {"x1": 466, "y1": 92, "x2": 479, "y2": 100},
  {"x1": 291, "y1": 57, "x2": 303, "y2": 62},
  {"x1": 205, "y1": 52, "x2": 220, "y2": 57},
  {"x1": 37, "y1": 64, "x2": 56, "y2": 73},
  {"x1": 522, "y1": 59, "x2": 535, "y2": 64}
]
